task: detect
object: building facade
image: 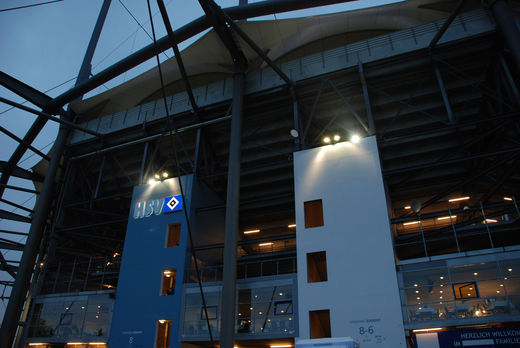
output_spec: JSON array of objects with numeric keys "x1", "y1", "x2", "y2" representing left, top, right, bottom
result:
[{"x1": 2, "y1": 1, "x2": 520, "y2": 348}]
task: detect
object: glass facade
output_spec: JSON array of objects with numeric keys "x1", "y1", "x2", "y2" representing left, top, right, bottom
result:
[
  {"x1": 27, "y1": 293, "x2": 114, "y2": 342},
  {"x1": 399, "y1": 252, "x2": 520, "y2": 325},
  {"x1": 181, "y1": 276, "x2": 297, "y2": 340}
]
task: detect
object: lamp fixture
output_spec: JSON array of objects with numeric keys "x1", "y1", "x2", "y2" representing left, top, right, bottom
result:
[
  {"x1": 504, "y1": 197, "x2": 513, "y2": 201},
  {"x1": 449, "y1": 196, "x2": 470, "y2": 202},
  {"x1": 259, "y1": 242, "x2": 273, "y2": 246},
  {"x1": 244, "y1": 229, "x2": 260, "y2": 234},
  {"x1": 288, "y1": 224, "x2": 296, "y2": 228},
  {"x1": 323, "y1": 136, "x2": 331, "y2": 144},
  {"x1": 351, "y1": 134, "x2": 360, "y2": 143},
  {"x1": 333, "y1": 134, "x2": 341, "y2": 142},
  {"x1": 412, "y1": 328, "x2": 443, "y2": 333}
]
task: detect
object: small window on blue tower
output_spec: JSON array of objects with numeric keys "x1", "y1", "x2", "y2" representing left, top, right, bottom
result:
[
  {"x1": 156, "y1": 319, "x2": 171, "y2": 348},
  {"x1": 166, "y1": 223, "x2": 181, "y2": 247},
  {"x1": 161, "y1": 269, "x2": 176, "y2": 295}
]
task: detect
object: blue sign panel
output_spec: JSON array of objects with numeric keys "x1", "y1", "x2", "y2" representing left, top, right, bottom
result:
[
  {"x1": 421, "y1": 327, "x2": 520, "y2": 347},
  {"x1": 163, "y1": 195, "x2": 183, "y2": 213}
]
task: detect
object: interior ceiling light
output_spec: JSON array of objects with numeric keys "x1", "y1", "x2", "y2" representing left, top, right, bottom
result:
[
  {"x1": 504, "y1": 197, "x2": 513, "y2": 201},
  {"x1": 290, "y1": 129, "x2": 299, "y2": 138},
  {"x1": 323, "y1": 136, "x2": 331, "y2": 144},
  {"x1": 158, "y1": 319, "x2": 166, "y2": 324},
  {"x1": 333, "y1": 134, "x2": 341, "y2": 142},
  {"x1": 270, "y1": 345, "x2": 293, "y2": 348},
  {"x1": 437, "y1": 216, "x2": 456, "y2": 220},
  {"x1": 412, "y1": 328, "x2": 443, "y2": 333},
  {"x1": 148, "y1": 178, "x2": 156, "y2": 185},
  {"x1": 404, "y1": 205, "x2": 411, "y2": 209},
  {"x1": 403, "y1": 221, "x2": 420, "y2": 226},
  {"x1": 259, "y1": 242, "x2": 273, "y2": 246},
  {"x1": 162, "y1": 172, "x2": 169, "y2": 178},
  {"x1": 154, "y1": 173, "x2": 160, "y2": 180},
  {"x1": 484, "y1": 219, "x2": 498, "y2": 223},
  {"x1": 288, "y1": 224, "x2": 296, "y2": 228},
  {"x1": 351, "y1": 134, "x2": 361, "y2": 143},
  {"x1": 449, "y1": 196, "x2": 470, "y2": 202},
  {"x1": 244, "y1": 229, "x2": 260, "y2": 234}
]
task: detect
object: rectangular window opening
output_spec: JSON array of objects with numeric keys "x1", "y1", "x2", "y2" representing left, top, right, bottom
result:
[
  {"x1": 453, "y1": 282, "x2": 479, "y2": 299},
  {"x1": 309, "y1": 309, "x2": 331, "y2": 339},
  {"x1": 161, "y1": 269, "x2": 176, "y2": 296},
  {"x1": 166, "y1": 223, "x2": 181, "y2": 247},
  {"x1": 307, "y1": 251, "x2": 328, "y2": 283},
  {"x1": 274, "y1": 301, "x2": 293, "y2": 315},
  {"x1": 304, "y1": 200, "x2": 324, "y2": 228},
  {"x1": 156, "y1": 319, "x2": 171, "y2": 348}
]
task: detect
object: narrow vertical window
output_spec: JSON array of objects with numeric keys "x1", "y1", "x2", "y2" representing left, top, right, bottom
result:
[
  {"x1": 161, "y1": 269, "x2": 176, "y2": 295},
  {"x1": 309, "y1": 309, "x2": 331, "y2": 338},
  {"x1": 304, "y1": 200, "x2": 324, "y2": 228},
  {"x1": 166, "y1": 223, "x2": 181, "y2": 247},
  {"x1": 307, "y1": 251, "x2": 328, "y2": 283},
  {"x1": 156, "y1": 319, "x2": 171, "y2": 348}
]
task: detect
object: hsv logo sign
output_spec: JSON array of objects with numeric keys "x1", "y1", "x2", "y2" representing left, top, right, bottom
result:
[
  {"x1": 163, "y1": 195, "x2": 183, "y2": 213},
  {"x1": 133, "y1": 195, "x2": 183, "y2": 219}
]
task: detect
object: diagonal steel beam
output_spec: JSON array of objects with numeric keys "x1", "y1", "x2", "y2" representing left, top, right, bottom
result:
[
  {"x1": 0, "y1": 125, "x2": 51, "y2": 162},
  {"x1": 0, "y1": 252, "x2": 16, "y2": 279},
  {"x1": 0, "y1": 161, "x2": 43, "y2": 182},
  {"x1": 0, "y1": 198, "x2": 34, "y2": 214},
  {"x1": 0, "y1": 238, "x2": 25, "y2": 251},
  {"x1": 221, "y1": 10, "x2": 292, "y2": 86},
  {"x1": 0, "y1": 117, "x2": 47, "y2": 199},
  {"x1": 0, "y1": 71, "x2": 52, "y2": 109},
  {"x1": 429, "y1": 0, "x2": 467, "y2": 50},
  {"x1": 0, "y1": 209, "x2": 31, "y2": 223},
  {"x1": 156, "y1": 0, "x2": 199, "y2": 113},
  {"x1": 197, "y1": 0, "x2": 245, "y2": 62},
  {"x1": 0, "y1": 96, "x2": 100, "y2": 137}
]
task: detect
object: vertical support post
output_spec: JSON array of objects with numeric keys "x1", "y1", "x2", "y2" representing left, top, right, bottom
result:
[
  {"x1": 139, "y1": 142, "x2": 149, "y2": 184},
  {"x1": 93, "y1": 155, "x2": 106, "y2": 200},
  {"x1": 489, "y1": 0, "x2": 520, "y2": 72},
  {"x1": 433, "y1": 63, "x2": 454, "y2": 124},
  {"x1": 67, "y1": 258, "x2": 77, "y2": 292},
  {"x1": 448, "y1": 207, "x2": 460, "y2": 253},
  {"x1": 0, "y1": 1, "x2": 112, "y2": 346},
  {"x1": 418, "y1": 217, "x2": 428, "y2": 257},
  {"x1": 290, "y1": 88, "x2": 300, "y2": 149},
  {"x1": 358, "y1": 62, "x2": 375, "y2": 135},
  {"x1": 220, "y1": 59, "x2": 246, "y2": 348},
  {"x1": 499, "y1": 54, "x2": 520, "y2": 105},
  {"x1": 480, "y1": 201, "x2": 495, "y2": 248},
  {"x1": 194, "y1": 128, "x2": 203, "y2": 176}
]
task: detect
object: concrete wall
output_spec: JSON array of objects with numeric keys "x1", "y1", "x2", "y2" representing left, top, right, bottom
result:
[{"x1": 293, "y1": 136, "x2": 405, "y2": 348}]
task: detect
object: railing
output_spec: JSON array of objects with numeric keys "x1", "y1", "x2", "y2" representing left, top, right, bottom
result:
[
  {"x1": 185, "y1": 256, "x2": 296, "y2": 283},
  {"x1": 399, "y1": 253, "x2": 520, "y2": 326},
  {"x1": 393, "y1": 200, "x2": 520, "y2": 260},
  {"x1": 40, "y1": 256, "x2": 121, "y2": 294}
]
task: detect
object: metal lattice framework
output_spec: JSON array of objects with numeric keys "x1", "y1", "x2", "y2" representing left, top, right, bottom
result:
[{"x1": 1, "y1": 0, "x2": 520, "y2": 347}]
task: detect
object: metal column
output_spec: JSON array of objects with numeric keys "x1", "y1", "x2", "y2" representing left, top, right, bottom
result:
[
  {"x1": 0, "y1": 1, "x2": 112, "y2": 346},
  {"x1": 489, "y1": 0, "x2": 520, "y2": 71},
  {"x1": 220, "y1": 59, "x2": 246, "y2": 348}
]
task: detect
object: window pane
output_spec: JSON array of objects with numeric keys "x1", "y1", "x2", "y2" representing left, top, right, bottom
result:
[
  {"x1": 307, "y1": 251, "x2": 327, "y2": 283},
  {"x1": 167, "y1": 223, "x2": 181, "y2": 247},
  {"x1": 402, "y1": 267, "x2": 449, "y2": 288},
  {"x1": 309, "y1": 309, "x2": 331, "y2": 338},
  {"x1": 304, "y1": 200, "x2": 324, "y2": 228},
  {"x1": 156, "y1": 320, "x2": 171, "y2": 348},
  {"x1": 161, "y1": 269, "x2": 176, "y2": 295}
]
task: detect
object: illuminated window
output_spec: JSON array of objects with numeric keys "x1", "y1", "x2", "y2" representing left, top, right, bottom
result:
[
  {"x1": 307, "y1": 251, "x2": 328, "y2": 283},
  {"x1": 166, "y1": 223, "x2": 181, "y2": 247},
  {"x1": 274, "y1": 301, "x2": 293, "y2": 315},
  {"x1": 161, "y1": 269, "x2": 176, "y2": 296},
  {"x1": 156, "y1": 319, "x2": 171, "y2": 348},
  {"x1": 309, "y1": 309, "x2": 331, "y2": 338},
  {"x1": 453, "y1": 282, "x2": 478, "y2": 299},
  {"x1": 304, "y1": 200, "x2": 324, "y2": 228}
]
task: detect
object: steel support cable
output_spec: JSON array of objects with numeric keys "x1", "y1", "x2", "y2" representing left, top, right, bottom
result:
[
  {"x1": 0, "y1": 0, "x2": 63, "y2": 13},
  {"x1": 117, "y1": 0, "x2": 170, "y2": 59},
  {"x1": 146, "y1": 2, "x2": 215, "y2": 346}
]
